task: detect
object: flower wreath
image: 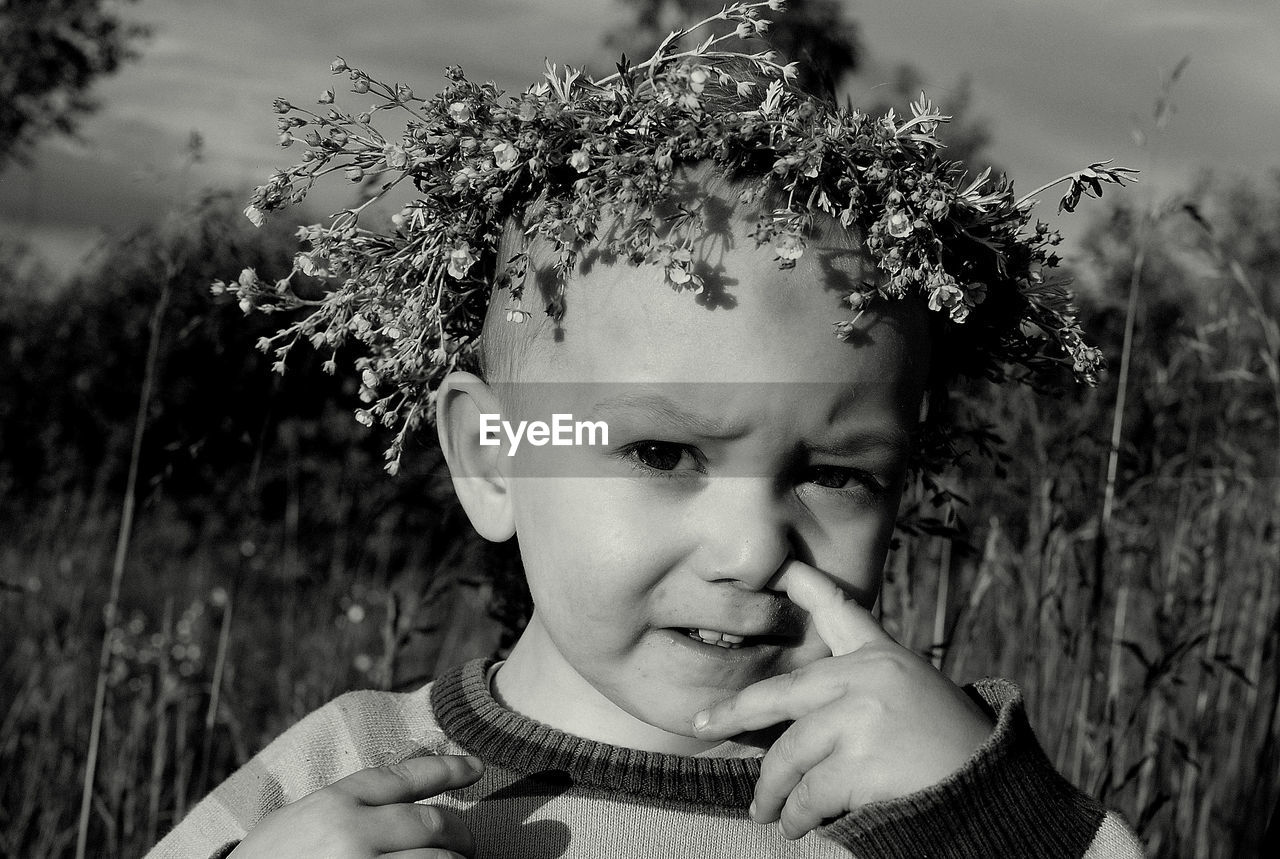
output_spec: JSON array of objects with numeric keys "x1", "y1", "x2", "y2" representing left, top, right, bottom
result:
[{"x1": 215, "y1": 1, "x2": 1134, "y2": 476}]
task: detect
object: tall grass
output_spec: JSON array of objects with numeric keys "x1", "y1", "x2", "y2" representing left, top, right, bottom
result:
[{"x1": 2, "y1": 180, "x2": 1277, "y2": 857}]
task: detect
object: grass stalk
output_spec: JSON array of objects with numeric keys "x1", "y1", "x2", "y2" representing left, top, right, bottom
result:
[{"x1": 75, "y1": 266, "x2": 173, "y2": 859}]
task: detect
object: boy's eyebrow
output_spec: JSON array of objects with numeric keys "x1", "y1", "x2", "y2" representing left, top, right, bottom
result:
[
  {"x1": 588, "y1": 392, "x2": 748, "y2": 439},
  {"x1": 587, "y1": 390, "x2": 911, "y2": 457},
  {"x1": 804, "y1": 429, "x2": 911, "y2": 461}
]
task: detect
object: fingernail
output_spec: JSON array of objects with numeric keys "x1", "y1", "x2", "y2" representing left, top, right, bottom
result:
[
  {"x1": 692, "y1": 710, "x2": 709, "y2": 731},
  {"x1": 748, "y1": 800, "x2": 758, "y2": 821},
  {"x1": 462, "y1": 755, "x2": 484, "y2": 772}
]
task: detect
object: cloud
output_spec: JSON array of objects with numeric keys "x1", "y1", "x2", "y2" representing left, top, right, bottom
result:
[{"x1": 3, "y1": 0, "x2": 1278, "y2": 276}]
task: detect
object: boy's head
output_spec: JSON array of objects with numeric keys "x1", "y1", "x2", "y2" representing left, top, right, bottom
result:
[
  {"x1": 434, "y1": 183, "x2": 928, "y2": 745},
  {"x1": 230, "y1": 1, "x2": 1130, "y2": 750}
]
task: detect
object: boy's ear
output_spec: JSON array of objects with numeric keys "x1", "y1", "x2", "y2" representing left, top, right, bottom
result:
[{"x1": 436, "y1": 371, "x2": 516, "y2": 542}]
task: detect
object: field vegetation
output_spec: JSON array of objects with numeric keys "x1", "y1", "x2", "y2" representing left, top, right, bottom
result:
[{"x1": 1, "y1": 2, "x2": 1276, "y2": 857}]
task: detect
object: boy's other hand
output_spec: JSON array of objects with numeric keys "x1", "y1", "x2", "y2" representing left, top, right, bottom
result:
[
  {"x1": 227, "y1": 754, "x2": 484, "y2": 858},
  {"x1": 691, "y1": 562, "x2": 994, "y2": 841}
]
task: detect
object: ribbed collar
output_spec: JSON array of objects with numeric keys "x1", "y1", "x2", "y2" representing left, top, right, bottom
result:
[{"x1": 430, "y1": 657, "x2": 760, "y2": 808}]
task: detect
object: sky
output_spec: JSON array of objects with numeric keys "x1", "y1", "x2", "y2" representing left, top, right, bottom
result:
[{"x1": 2, "y1": 0, "x2": 1278, "y2": 278}]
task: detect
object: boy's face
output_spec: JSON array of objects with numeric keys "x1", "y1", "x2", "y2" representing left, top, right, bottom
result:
[{"x1": 449, "y1": 219, "x2": 930, "y2": 750}]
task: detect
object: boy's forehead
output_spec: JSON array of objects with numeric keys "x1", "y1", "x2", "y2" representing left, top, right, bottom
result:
[{"x1": 508, "y1": 213, "x2": 928, "y2": 389}]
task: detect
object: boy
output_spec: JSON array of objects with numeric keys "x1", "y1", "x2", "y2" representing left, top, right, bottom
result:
[{"x1": 153, "y1": 4, "x2": 1145, "y2": 856}]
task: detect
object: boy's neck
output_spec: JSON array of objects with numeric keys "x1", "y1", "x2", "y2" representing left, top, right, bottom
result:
[{"x1": 493, "y1": 617, "x2": 764, "y2": 757}]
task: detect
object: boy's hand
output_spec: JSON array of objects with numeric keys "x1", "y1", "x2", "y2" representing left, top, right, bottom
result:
[
  {"x1": 228, "y1": 754, "x2": 484, "y2": 858},
  {"x1": 692, "y1": 562, "x2": 994, "y2": 841}
]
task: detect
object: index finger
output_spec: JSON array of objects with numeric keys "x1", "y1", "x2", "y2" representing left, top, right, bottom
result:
[
  {"x1": 333, "y1": 754, "x2": 485, "y2": 806},
  {"x1": 776, "y1": 561, "x2": 891, "y2": 656}
]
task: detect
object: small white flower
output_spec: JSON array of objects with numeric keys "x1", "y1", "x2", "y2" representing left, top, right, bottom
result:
[
  {"x1": 295, "y1": 252, "x2": 327, "y2": 277},
  {"x1": 887, "y1": 212, "x2": 914, "y2": 239},
  {"x1": 774, "y1": 233, "x2": 805, "y2": 260},
  {"x1": 493, "y1": 141, "x2": 520, "y2": 170},
  {"x1": 447, "y1": 243, "x2": 478, "y2": 279},
  {"x1": 244, "y1": 205, "x2": 265, "y2": 227},
  {"x1": 383, "y1": 143, "x2": 408, "y2": 169},
  {"x1": 448, "y1": 101, "x2": 472, "y2": 123},
  {"x1": 568, "y1": 149, "x2": 591, "y2": 173}
]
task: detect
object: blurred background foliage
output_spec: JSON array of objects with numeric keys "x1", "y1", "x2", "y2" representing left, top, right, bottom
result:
[{"x1": 1, "y1": 1, "x2": 1277, "y2": 857}]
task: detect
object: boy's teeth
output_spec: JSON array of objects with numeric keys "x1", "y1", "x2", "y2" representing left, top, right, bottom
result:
[{"x1": 688, "y1": 628, "x2": 747, "y2": 648}]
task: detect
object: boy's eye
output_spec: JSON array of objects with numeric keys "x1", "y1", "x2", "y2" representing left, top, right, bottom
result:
[
  {"x1": 805, "y1": 464, "x2": 883, "y2": 493},
  {"x1": 628, "y1": 440, "x2": 693, "y2": 471}
]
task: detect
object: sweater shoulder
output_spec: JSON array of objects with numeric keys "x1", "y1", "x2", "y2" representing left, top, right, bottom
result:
[
  {"x1": 238, "y1": 680, "x2": 456, "y2": 796},
  {"x1": 144, "y1": 679, "x2": 457, "y2": 859}
]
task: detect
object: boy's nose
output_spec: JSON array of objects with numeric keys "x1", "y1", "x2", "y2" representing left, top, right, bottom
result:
[{"x1": 691, "y1": 478, "x2": 792, "y2": 591}]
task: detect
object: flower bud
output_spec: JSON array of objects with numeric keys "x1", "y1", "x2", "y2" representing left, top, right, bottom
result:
[{"x1": 330, "y1": 57, "x2": 348, "y2": 74}]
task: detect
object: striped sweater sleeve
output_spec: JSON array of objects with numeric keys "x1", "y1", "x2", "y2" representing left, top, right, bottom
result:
[
  {"x1": 144, "y1": 684, "x2": 450, "y2": 859},
  {"x1": 820, "y1": 679, "x2": 1146, "y2": 858}
]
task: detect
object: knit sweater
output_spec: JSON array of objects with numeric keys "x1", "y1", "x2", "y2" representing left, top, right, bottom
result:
[{"x1": 146, "y1": 658, "x2": 1145, "y2": 858}]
